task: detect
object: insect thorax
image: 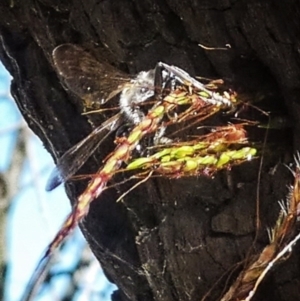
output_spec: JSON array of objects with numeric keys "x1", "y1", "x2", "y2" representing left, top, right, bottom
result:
[{"x1": 119, "y1": 69, "x2": 155, "y2": 124}]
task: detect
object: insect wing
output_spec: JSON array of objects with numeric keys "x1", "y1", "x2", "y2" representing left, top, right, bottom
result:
[
  {"x1": 53, "y1": 44, "x2": 130, "y2": 106},
  {"x1": 46, "y1": 114, "x2": 121, "y2": 191},
  {"x1": 20, "y1": 253, "x2": 52, "y2": 301}
]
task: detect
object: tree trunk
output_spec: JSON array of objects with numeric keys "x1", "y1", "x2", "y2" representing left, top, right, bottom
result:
[{"x1": 0, "y1": 1, "x2": 299, "y2": 300}]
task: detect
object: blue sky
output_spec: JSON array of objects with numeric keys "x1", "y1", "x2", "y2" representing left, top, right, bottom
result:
[{"x1": 0, "y1": 63, "x2": 115, "y2": 301}]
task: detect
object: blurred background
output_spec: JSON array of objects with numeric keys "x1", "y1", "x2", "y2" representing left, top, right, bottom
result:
[{"x1": 0, "y1": 62, "x2": 116, "y2": 301}]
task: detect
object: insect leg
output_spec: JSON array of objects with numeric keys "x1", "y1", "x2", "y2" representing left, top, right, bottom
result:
[
  {"x1": 154, "y1": 62, "x2": 177, "y2": 94},
  {"x1": 156, "y1": 62, "x2": 232, "y2": 107}
]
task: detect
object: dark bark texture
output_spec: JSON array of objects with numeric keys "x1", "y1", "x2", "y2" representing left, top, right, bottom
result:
[{"x1": 1, "y1": 1, "x2": 300, "y2": 300}]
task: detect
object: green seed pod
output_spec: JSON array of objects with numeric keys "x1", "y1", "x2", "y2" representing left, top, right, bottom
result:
[
  {"x1": 197, "y1": 155, "x2": 217, "y2": 165},
  {"x1": 153, "y1": 148, "x2": 172, "y2": 159},
  {"x1": 209, "y1": 142, "x2": 227, "y2": 153},
  {"x1": 181, "y1": 158, "x2": 198, "y2": 172},
  {"x1": 151, "y1": 105, "x2": 165, "y2": 118},
  {"x1": 171, "y1": 145, "x2": 195, "y2": 158},
  {"x1": 223, "y1": 150, "x2": 236, "y2": 158},
  {"x1": 231, "y1": 147, "x2": 257, "y2": 159},
  {"x1": 126, "y1": 157, "x2": 153, "y2": 170},
  {"x1": 198, "y1": 91, "x2": 210, "y2": 98},
  {"x1": 217, "y1": 153, "x2": 230, "y2": 167},
  {"x1": 175, "y1": 93, "x2": 190, "y2": 105},
  {"x1": 193, "y1": 142, "x2": 208, "y2": 151},
  {"x1": 230, "y1": 148, "x2": 249, "y2": 159},
  {"x1": 161, "y1": 155, "x2": 172, "y2": 163},
  {"x1": 249, "y1": 148, "x2": 257, "y2": 156},
  {"x1": 127, "y1": 129, "x2": 142, "y2": 144}
]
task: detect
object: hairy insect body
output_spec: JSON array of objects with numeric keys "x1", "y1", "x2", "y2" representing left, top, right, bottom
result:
[{"x1": 119, "y1": 69, "x2": 155, "y2": 124}]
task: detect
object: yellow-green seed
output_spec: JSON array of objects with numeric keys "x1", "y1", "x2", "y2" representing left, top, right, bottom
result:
[
  {"x1": 198, "y1": 91, "x2": 210, "y2": 98},
  {"x1": 128, "y1": 129, "x2": 142, "y2": 144},
  {"x1": 171, "y1": 145, "x2": 195, "y2": 158},
  {"x1": 230, "y1": 148, "x2": 247, "y2": 159},
  {"x1": 182, "y1": 158, "x2": 198, "y2": 172},
  {"x1": 151, "y1": 105, "x2": 165, "y2": 118},
  {"x1": 217, "y1": 153, "x2": 230, "y2": 167},
  {"x1": 176, "y1": 95, "x2": 190, "y2": 105},
  {"x1": 126, "y1": 157, "x2": 153, "y2": 170},
  {"x1": 249, "y1": 148, "x2": 257, "y2": 156},
  {"x1": 197, "y1": 155, "x2": 217, "y2": 165},
  {"x1": 161, "y1": 155, "x2": 171, "y2": 163},
  {"x1": 193, "y1": 142, "x2": 208, "y2": 150},
  {"x1": 209, "y1": 142, "x2": 227, "y2": 153},
  {"x1": 152, "y1": 148, "x2": 172, "y2": 159}
]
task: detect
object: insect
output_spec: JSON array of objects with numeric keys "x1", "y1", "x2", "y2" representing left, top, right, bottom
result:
[{"x1": 47, "y1": 44, "x2": 233, "y2": 191}]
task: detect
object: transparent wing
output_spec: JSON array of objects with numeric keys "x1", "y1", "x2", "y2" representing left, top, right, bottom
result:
[
  {"x1": 46, "y1": 114, "x2": 121, "y2": 191},
  {"x1": 53, "y1": 44, "x2": 130, "y2": 106}
]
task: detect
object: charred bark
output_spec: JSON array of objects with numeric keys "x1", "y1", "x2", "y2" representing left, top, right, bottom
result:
[{"x1": 0, "y1": 1, "x2": 300, "y2": 300}]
